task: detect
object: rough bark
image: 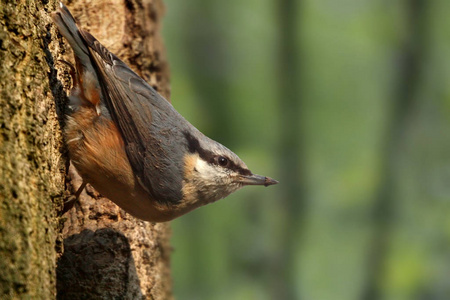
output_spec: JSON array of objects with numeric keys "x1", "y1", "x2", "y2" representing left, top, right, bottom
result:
[
  {"x1": 0, "y1": 0, "x2": 66, "y2": 298},
  {"x1": 0, "y1": 0, "x2": 172, "y2": 299}
]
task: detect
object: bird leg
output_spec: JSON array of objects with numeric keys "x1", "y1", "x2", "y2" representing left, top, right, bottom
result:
[{"x1": 61, "y1": 180, "x2": 87, "y2": 215}]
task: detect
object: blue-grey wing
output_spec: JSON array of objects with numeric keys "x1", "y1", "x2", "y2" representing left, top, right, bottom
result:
[{"x1": 81, "y1": 30, "x2": 184, "y2": 204}]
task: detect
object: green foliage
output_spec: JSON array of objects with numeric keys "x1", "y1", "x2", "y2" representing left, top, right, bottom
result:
[{"x1": 163, "y1": 0, "x2": 450, "y2": 299}]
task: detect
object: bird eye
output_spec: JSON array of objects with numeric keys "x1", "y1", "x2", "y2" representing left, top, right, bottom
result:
[{"x1": 217, "y1": 156, "x2": 229, "y2": 167}]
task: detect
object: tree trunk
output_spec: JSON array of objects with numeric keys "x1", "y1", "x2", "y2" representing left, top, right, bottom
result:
[
  {"x1": 0, "y1": 0, "x2": 173, "y2": 299},
  {"x1": 0, "y1": 1, "x2": 66, "y2": 298}
]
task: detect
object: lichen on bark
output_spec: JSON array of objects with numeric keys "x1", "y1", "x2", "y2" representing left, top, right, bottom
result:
[
  {"x1": 0, "y1": 0, "x2": 173, "y2": 299},
  {"x1": 0, "y1": 0, "x2": 66, "y2": 298}
]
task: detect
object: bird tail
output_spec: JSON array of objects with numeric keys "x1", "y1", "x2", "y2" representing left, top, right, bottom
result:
[
  {"x1": 53, "y1": 2, "x2": 108, "y2": 115},
  {"x1": 52, "y1": 2, "x2": 92, "y2": 70}
]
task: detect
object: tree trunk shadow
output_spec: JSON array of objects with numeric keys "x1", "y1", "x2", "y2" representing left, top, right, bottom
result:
[{"x1": 57, "y1": 228, "x2": 143, "y2": 300}]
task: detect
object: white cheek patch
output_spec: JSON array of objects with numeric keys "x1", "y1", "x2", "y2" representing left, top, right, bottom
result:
[
  {"x1": 195, "y1": 159, "x2": 217, "y2": 179},
  {"x1": 192, "y1": 158, "x2": 243, "y2": 202}
]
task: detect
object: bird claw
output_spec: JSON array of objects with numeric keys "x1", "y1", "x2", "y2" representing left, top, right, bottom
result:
[{"x1": 60, "y1": 181, "x2": 87, "y2": 215}]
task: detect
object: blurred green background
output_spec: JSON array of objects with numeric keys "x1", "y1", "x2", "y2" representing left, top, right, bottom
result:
[{"x1": 162, "y1": 0, "x2": 450, "y2": 299}]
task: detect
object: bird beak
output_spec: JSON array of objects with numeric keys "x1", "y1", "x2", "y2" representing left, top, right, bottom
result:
[{"x1": 237, "y1": 174, "x2": 279, "y2": 187}]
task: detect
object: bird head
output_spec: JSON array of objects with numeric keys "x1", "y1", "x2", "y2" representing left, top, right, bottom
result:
[{"x1": 181, "y1": 131, "x2": 278, "y2": 205}]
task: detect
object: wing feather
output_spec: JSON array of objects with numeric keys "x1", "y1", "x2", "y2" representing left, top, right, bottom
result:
[{"x1": 80, "y1": 30, "x2": 184, "y2": 203}]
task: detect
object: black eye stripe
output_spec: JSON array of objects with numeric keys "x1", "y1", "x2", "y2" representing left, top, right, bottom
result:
[{"x1": 184, "y1": 131, "x2": 252, "y2": 176}]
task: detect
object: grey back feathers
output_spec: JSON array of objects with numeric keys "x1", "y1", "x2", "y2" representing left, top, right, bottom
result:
[{"x1": 83, "y1": 34, "x2": 189, "y2": 204}]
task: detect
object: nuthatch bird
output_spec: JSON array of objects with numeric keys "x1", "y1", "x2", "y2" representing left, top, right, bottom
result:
[{"x1": 53, "y1": 2, "x2": 278, "y2": 222}]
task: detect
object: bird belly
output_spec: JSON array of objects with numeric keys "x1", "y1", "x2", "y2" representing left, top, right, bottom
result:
[{"x1": 64, "y1": 107, "x2": 170, "y2": 221}]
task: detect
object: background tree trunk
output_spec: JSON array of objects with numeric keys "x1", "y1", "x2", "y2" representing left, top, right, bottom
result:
[{"x1": 0, "y1": 0, "x2": 173, "y2": 299}]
